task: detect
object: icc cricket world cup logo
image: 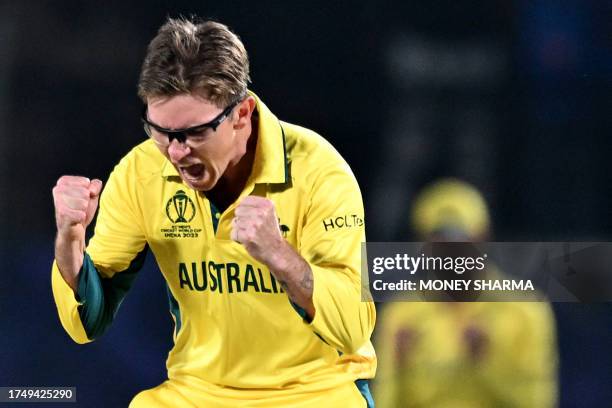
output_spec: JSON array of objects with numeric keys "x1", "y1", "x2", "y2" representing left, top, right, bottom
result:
[{"x1": 166, "y1": 190, "x2": 196, "y2": 223}]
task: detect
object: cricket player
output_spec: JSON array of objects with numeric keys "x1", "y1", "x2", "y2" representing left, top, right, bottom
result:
[
  {"x1": 51, "y1": 17, "x2": 376, "y2": 407},
  {"x1": 374, "y1": 179, "x2": 558, "y2": 407}
]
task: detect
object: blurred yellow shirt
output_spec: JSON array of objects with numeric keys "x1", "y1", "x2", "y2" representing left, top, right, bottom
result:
[{"x1": 374, "y1": 301, "x2": 557, "y2": 408}]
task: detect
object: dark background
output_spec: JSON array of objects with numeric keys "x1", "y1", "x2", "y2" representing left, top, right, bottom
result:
[{"x1": 1, "y1": 1, "x2": 611, "y2": 407}]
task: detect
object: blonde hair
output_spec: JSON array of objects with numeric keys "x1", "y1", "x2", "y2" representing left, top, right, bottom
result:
[{"x1": 138, "y1": 17, "x2": 250, "y2": 107}]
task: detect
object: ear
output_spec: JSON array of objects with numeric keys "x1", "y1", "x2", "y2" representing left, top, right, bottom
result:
[{"x1": 233, "y1": 96, "x2": 256, "y2": 131}]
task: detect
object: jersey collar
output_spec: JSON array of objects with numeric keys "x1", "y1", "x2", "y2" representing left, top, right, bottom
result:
[{"x1": 248, "y1": 90, "x2": 288, "y2": 185}]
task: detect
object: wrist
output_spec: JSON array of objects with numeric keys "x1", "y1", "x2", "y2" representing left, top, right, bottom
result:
[
  {"x1": 57, "y1": 223, "x2": 86, "y2": 244},
  {"x1": 266, "y1": 239, "x2": 296, "y2": 275},
  {"x1": 54, "y1": 230, "x2": 86, "y2": 292}
]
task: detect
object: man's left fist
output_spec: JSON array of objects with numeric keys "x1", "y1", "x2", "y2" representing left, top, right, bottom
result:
[{"x1": 231, "y1": 196, "x2": 285, "y2": 265}]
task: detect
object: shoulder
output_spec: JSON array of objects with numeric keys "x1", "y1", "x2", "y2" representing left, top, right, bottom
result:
[
  {"x1": 110, "y1": 139, "x2": 166, "y2": 184},
  {"x1": 280, "y1": 121, "x2": 357, "y2": 182}
]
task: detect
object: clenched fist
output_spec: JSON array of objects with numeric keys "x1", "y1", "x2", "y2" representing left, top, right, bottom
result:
[
  {"x1": 52, "y1": 176, "x2": 103, "y2": 290},
  {"x1": 231, "y1": 196, "x2": 285, "y2": 267},
  {"x1": 231, "y1": 196, "x2": 315, "y2": 318},
  {"x1": 52, "y1": 176, "x2": 103, "y2": 240}
]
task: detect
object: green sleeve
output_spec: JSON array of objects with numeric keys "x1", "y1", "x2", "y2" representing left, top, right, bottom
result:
[{"x1": 76, "y1": 247, "x2": 148, "y2": 340}]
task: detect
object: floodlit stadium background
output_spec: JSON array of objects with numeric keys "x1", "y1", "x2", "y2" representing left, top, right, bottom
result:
[{"x1": 1, "y1": 1, "x2": 610, "y2": 406}]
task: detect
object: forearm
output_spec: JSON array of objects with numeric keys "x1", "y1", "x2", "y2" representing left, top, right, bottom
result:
[
  {"x1": 268, "y1": 241, "x2": 315, "y2": 319},
  {"x1": 307, "y1": 264, "x2": 375, "y2": 353},
  {"x1": 54, "y1": 227, "x2": 85, "y2": 292}
]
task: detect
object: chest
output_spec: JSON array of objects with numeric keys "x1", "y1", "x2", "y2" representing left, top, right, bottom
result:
[{"x1": 139, "y1": 181, "x2": 304, "y2": 277}]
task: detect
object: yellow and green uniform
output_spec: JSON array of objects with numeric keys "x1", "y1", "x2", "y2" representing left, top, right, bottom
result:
[
  {"x1": 374, "y1": 301, "x2": 558, "y2": 408},
  {"x1": 51, "y1": 92, "x2": 376, "y2": 407}
]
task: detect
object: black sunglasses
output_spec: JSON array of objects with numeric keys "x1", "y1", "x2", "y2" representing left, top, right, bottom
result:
[{"x1": 141, "y1": 99, "x2": 242, "y2": 144}]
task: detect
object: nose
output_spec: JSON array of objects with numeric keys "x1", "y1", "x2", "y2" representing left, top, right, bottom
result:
[{"x1": 167, "y1": 139, "x2": 191, "y2": 162}]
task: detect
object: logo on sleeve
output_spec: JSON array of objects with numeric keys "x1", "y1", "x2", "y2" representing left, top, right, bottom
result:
[
  {"x1": 166, "y1": 190, "x2": 196, "y2": 223},
  {"x1": 322, "y1": 214, "x2": 364, "y2": 231},
  {"x1": 161, "y1": 190, "x2": 202, "y2": 239}
]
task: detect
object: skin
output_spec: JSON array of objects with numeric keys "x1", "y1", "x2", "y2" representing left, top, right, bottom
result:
[
  {"x1": 53, "y1": 176, "x2": 103, "y2": 290},
  {"x1": 53, "y1": 93, "x2": 315, "y2": 319}
]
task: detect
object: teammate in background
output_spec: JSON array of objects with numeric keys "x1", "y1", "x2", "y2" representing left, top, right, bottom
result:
[
  {"x1": 51, "y1": 17, "x2": 375, "y2": 407},
  {"x1": 374, "y1": 179, "x2": 558, "y2": 408}
]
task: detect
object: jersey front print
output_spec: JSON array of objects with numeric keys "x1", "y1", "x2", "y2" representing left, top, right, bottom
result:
[{"x1": 52, "y1": 92, "x2": 376, "y2": 407}]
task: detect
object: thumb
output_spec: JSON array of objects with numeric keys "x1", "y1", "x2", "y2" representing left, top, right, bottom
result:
[
  {"x1": 89, "y1": 179, "x2": 103, "y2": 197},
  {"x1": 85, "y1": 179, "x2": 103, "y2": 227}
]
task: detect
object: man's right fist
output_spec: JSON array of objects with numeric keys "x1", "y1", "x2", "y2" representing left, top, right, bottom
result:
[{"x1": 52, "y1": 176, "x2": 103, "y2": 235}]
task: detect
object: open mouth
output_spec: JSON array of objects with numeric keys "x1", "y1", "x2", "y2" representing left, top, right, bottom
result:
[{"x1": 179, "y1": 164, "x2": 205, "y2": 181}]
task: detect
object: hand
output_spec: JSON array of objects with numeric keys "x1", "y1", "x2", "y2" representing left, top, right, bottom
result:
[
  {"x1": 231, "y1": 196, "x2": 285, "y2": 267},
  {"x1": 53, "y1": 176, "x2": 103, "y2": 240},
  {"x1": 52, "y1": 176, "x2": 103, "y2": 290},
  {"x1": 231, "y1": 196, "x2": 314, "y2": 317}
]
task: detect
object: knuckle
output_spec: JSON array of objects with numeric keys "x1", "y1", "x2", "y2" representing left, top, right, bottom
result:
[
  {"x1": 58, "y1": 175, "x2": 75, "y2": 184},
  {"x1": 59, "y1": 175, "x2": 89, "y2": 186}
]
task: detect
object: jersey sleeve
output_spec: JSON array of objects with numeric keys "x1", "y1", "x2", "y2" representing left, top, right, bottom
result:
[
  {"x1": 51, "y1": 155, "x2": 148, "y2": 343},
  {"x1": 298, "y1": 160, "x2": 376, "y2": 354}
]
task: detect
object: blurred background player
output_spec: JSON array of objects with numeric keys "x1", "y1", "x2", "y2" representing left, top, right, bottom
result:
[{"x1": 373, "y1": 178, "x2": 558, "y2": 408}]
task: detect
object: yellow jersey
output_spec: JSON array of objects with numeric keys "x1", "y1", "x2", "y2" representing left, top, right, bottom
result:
[
  {"x1": 51, "y1": 92, "x2": 376, "y2": 407},
  {"x1": 374, "y1": 301, "x2": 557, "y2": 408}
]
